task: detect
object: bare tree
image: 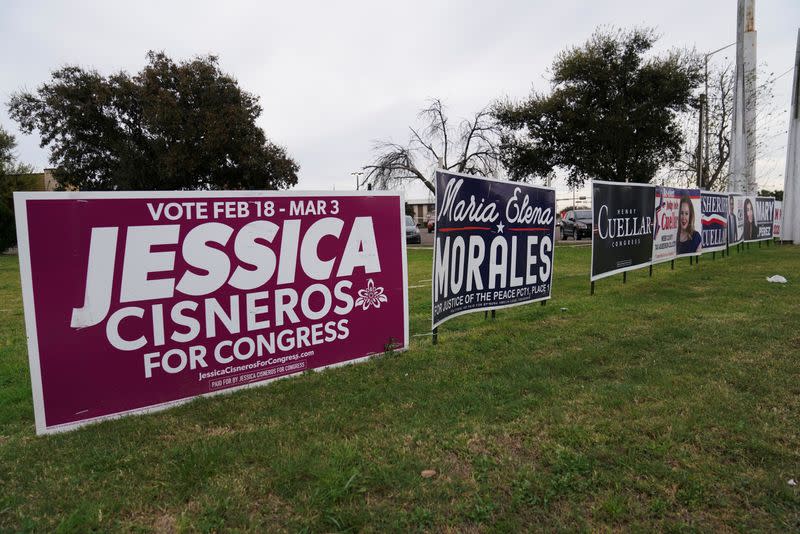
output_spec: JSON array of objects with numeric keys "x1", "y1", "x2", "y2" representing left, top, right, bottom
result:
[
  {"x1": 667, "y1": 63, "x2": 780, "y2": 190},
  {"x1": 669, "y1": 64, "x2": 734, "y2": 190},
  {"x1": 363, "y1": 99, "x2": 501, "y2": 193}
]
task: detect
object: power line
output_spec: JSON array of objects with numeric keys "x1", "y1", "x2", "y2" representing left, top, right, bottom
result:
[
  {"x1": 759, "y1": 145, "x2": 786, "y2": 158},
  {"x1": 772, "y1": 66, "x2": 795, "y2": 82}
]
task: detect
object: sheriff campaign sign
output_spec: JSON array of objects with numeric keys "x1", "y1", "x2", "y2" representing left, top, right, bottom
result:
[
  {"x1": 700, "y1": 192, "x2": 728, "y2": 252},
  {"x1": 15, "y1": 191, "x2": 408, "y2": 434},
  {"x1": 432, "y1": 170, "x2": 555, "y2": 328}
]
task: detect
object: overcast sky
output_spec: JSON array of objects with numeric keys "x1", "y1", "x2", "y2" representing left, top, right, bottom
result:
[{"x1": 1, "y1": 0, "x2": 798, "y2": 201}]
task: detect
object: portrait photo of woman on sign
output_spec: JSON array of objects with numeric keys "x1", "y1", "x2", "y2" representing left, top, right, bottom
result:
[
  {"x1": 676, "y1": 195, "x2": 702, "y2": 254},
  {"x1": 744, "y1": 198, "x2": 758, "y2": 240}
]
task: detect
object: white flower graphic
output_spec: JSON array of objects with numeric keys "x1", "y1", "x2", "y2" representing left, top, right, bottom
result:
[{"x1": 355, "y1": 279, "x2": 388, "y2": 310}]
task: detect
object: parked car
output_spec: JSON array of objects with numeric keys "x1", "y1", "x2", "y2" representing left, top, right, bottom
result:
[
  {"x1": 560, "y1": 209, "x2": 592, "y2": 240},
  {"x1": 405, "y1": 215, "x2": 421, "y2": 244}
]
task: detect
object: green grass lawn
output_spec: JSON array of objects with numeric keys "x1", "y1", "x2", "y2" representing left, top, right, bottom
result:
[{"x1": 1, "y1": 243, "x2": 799, "y2": 532}]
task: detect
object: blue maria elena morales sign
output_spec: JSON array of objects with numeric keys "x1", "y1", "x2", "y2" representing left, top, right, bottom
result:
[{"x1": 432, "y1": 170, "x2": 556, "y2": 328}]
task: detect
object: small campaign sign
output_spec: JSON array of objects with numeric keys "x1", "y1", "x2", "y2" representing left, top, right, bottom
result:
[
  {"x1": 728, "y1": 194, "x2": 745, "y2": 245},
  {"x1": 652, "y1": 186, "x2": 702, "y2": 262},
  {"x1": 747, "y1": 196, "x2": 775, "y2": 241},
  {"x1": 700, "y1": 192, "x2": 728, "y2": 253},
  {"x1": 773, "y1": 201, "x2": 783, "y2": 239}
]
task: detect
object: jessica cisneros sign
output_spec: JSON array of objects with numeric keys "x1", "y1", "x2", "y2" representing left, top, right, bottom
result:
[
  {"x1": 15, "y1": 191, "x2": 408, "y2": 434},
  {"x1": 432, "y1": 170, "x2": 555, "y2": 328}
]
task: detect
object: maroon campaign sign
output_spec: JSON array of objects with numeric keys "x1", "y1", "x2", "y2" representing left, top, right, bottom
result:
[{"x1": 14, "y1": 191, "x2": 408, "y2": 434}]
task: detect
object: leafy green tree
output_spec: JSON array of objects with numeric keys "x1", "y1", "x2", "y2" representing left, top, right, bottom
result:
[
  {"x1": 0, "y1": 174, "x2": 37, "y2": 252},
  {"x1": 0, "y1": 125, "x2": 35, "y2": 251},
  {"x1": 0, "y1": 200, "x2": 13, "y2": 252},
  {"x1": 495, "y1": 28, "x2": 701, "y2": 187},
  {"x1": 0, "y1": 126, "x2": 14, "y2": 174},
  {"x1": 8, "y1": 51, "x2": 298, "y2": 191},
  {"x1": 758, "y1": 189, "x2": 782, "y2": 201}
]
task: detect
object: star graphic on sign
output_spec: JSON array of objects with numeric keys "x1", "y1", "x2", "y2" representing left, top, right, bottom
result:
[{"x1": 496, "y1": 220, "x2": 505, "y2": 233}]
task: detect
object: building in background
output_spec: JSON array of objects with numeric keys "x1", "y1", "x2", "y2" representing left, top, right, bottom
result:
[
  {"x1": 406, "y1": 198, "x2": 435, "y2": 226},
  {"x1": 2, "y1": 168, "x2": 59, "y2": 192}
]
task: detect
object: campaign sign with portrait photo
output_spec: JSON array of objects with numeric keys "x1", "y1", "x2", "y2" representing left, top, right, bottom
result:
[
  {"x1": 590, "y1": 181, "x2": 654, "y2": 281},
  {"x1": 432, "y1": 170, "x2": 555, "y2": 328},
  {"x1": 728, "y1": 194, "x2": 745, "y2": 245},
  {"x1": 773, "y1": 200, "x2": 783, "y2": 239},
  {"x1": 652, "y1": 187, "x2": 702, "y2": 263},
  {"x1": 14, "y1": 191, "x2": 409, "y2": 434},
  {"x1": 700, "y1": 192, "x2": 728, "y2": 252},
  {"x1": 742, "y1": 196, "x2": 775, "y2": 241}
]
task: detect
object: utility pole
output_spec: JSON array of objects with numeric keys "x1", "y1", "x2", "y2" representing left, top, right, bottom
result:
[
  {"x1": 350, "y1": 171, "x2": 364, "y2": 191},
  {"x1": 705, "y1": 56, "x2": 709, "y2": 178},
  {"x1": 742, "y1": 0, "x2": 757, "y2": 194},
  {"x1": 698, "y1": 93, "x2": 705, "y2": 188},
  {"x1": 729, "y1": 0, "x2": 757, "y2": 194}
]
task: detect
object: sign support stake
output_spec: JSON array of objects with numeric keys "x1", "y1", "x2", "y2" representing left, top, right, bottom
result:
[
  {"x1": 623, "y1": 272, "x2": 627, "y2": 284},
  {"x1": 649, "y1": 265, "x2": 653, "y2": 277},
  {"x1": 432, "y1": 327, "x2": 438, "y2": 345},
  {"x1": 590, "y1": 281, "x2": 595, "y2": 295},
  {"x1": 671, "y1": 259, "x2": 675, "y2": 270}
]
